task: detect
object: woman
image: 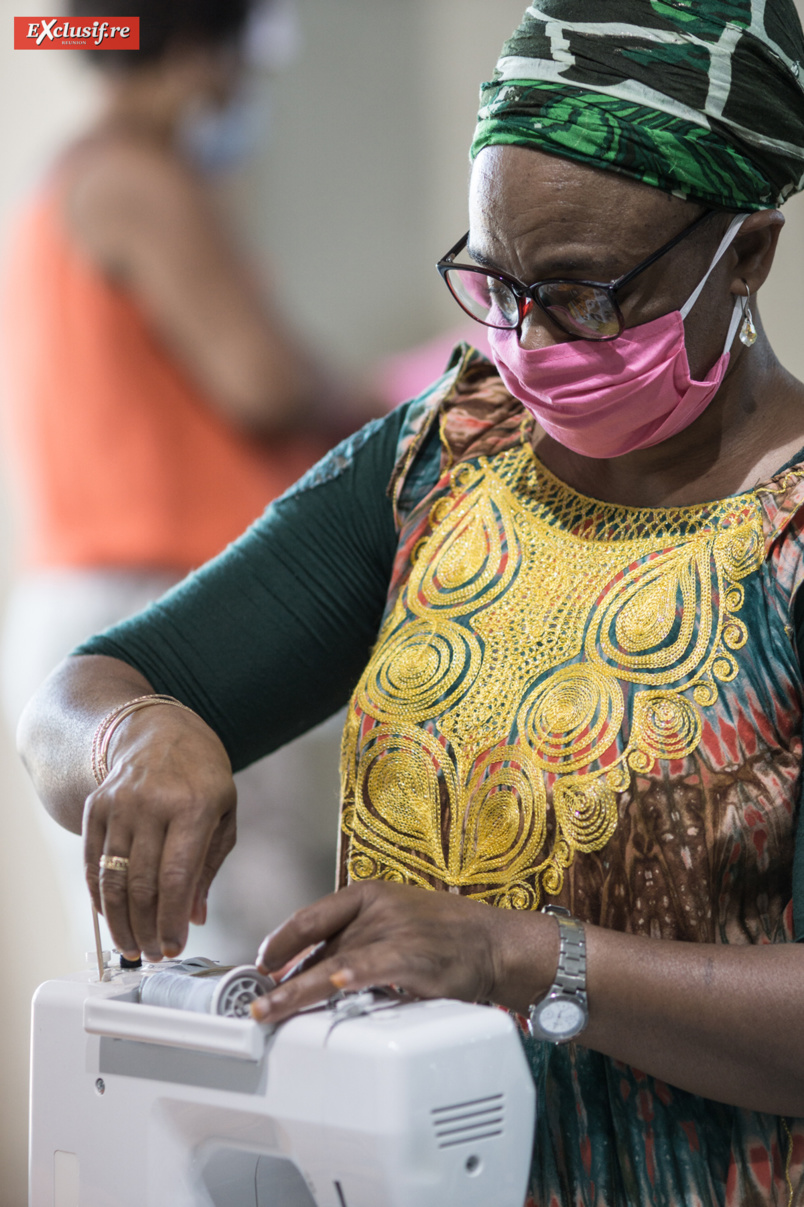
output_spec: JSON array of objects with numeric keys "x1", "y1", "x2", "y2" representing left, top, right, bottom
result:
[
  {"x1": 2, "y1": 0, "x2": 363, "y2": 957},
  {"x1": 19, "y1": 2, "x2": 804, "y2": 1203}
]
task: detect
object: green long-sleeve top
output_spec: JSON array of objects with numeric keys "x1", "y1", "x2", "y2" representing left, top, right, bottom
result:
[{"x1": 75, "y1": 400, "x2": 423, "y2": 770}]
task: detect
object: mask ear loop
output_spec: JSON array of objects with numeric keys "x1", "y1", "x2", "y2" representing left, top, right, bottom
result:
[
  {"x1": 678, "y1": 213, "x2": 750, "y2": 355},
  {"x1": 680, "y1": 211, "x2": 748, "y2": 321}
]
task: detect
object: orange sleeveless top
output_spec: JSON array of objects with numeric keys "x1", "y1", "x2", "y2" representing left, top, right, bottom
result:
[{"x1": 0, "y1": 185, "x2": 328, "y2": 571}]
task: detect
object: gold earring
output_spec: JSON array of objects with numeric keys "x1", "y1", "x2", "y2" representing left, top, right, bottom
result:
[{"x1": 739, "y1": 281, "x2": 757, "y2": 347}]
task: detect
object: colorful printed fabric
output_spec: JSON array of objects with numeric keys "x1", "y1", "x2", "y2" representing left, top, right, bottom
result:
[
  {"x1": 338, "y1": 348, "x2": 804, "y2": 1204},
  {"x1": 522, "y1": 1040, "x2": 804, "y2": 1206},
  {"x1": 471, "y1": 1, "x2": 804, "y2": 210}
]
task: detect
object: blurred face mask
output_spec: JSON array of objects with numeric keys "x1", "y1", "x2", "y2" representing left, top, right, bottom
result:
[
  {"x1": 487, "y1": 214, "x2": 749, "y2": 459},
  {"x1": 177, "y1": 0, "x2": 300, "y2": 174},
  {"x1": 177, "y1": 86, "x2": 263, "y2": 174}
]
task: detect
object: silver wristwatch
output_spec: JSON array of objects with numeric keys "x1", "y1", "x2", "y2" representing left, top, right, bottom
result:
[{"x1": 528, "y1": 905, "x2": 588, "y2": 1044}]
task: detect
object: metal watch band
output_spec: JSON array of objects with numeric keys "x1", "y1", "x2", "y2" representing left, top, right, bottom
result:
[
  {"x1": 528, "y1": 906, "x2": 589, "y2": 1043},
  {"x1": 553, "y1": 913, "x2": 587, "y2": 999}
]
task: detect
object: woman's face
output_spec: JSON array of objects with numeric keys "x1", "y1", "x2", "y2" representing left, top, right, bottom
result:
[{"x1": 468, "y1": 145, "x2": 740, "y2": 378}]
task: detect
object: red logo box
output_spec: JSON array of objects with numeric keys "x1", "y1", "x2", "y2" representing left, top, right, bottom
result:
[{"x1": 14, "y1": 16, "x2": 140, "y2": 49}]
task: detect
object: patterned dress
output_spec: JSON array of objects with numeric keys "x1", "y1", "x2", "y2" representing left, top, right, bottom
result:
[{"x1": 339, "y1": 348, "x2": 804, "y2": 1206}]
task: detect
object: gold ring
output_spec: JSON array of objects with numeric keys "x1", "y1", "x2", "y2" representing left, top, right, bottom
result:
[{"x1": 99, "y1": 854, "x2": 130, "y2": 873}]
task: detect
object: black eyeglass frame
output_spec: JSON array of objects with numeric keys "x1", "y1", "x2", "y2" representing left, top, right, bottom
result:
[{"x1": 436, "y1": 209, "x2": 716, "y2": 341}]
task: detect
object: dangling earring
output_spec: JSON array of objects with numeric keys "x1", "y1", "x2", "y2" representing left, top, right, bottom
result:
[{"x1": 739, "y1": 280, "x2": 758, "y2": 347}]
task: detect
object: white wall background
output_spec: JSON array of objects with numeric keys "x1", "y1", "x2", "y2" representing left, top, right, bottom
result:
[{"x1": 0, "y1": 2, "x2": 802, "y2": 1202}]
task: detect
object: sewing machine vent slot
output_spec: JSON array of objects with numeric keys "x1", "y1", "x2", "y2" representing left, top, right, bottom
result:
[{"x1": 430, "y1": 1093, "x2": 504, "y2": 1148}]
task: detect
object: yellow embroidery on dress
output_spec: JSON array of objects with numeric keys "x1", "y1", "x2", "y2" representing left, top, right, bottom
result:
[
  {"x1": 757, "y1": 466, "x2": 804, "y2": 498},
  {"x1": 341, "y1": 444, "x2": 764, "y2": 907}
]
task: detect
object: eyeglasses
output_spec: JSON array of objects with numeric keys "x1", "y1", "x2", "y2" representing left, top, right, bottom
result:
[{"x1": 436, "y1": 209, "x2": 715, "y2": 342}]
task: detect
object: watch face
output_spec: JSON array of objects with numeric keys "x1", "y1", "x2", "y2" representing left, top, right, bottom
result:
[{"x1": 537, "y1": 998, "x2": 585, "y2": 1037}]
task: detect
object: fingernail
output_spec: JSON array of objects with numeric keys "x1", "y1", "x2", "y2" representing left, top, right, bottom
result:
[
  {"x1": 162, "y1": 942, "x2": 181, "y2": 959},
  {"x1": 250, "y1": 995, "x2": 274, "y2": 1020},
  {"x1": 330, "y1": 969, "x2": 354, "y2": 990}
]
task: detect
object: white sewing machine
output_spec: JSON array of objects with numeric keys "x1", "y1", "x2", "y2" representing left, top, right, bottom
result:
[{"x1": 30, "y1": 963, "x2": 536, "y2": 1207}]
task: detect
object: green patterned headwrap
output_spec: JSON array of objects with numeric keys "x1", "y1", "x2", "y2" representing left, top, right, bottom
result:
[{"x1": 472, "y1": 1, "x2": 804, "y2": 211}]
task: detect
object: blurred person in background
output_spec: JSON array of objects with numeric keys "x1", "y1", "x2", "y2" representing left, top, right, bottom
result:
[{"x1": 0, "y1": 0, "x2": 369, "y2": 961}]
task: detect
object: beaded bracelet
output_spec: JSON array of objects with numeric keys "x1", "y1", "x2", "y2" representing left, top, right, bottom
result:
[{"x1": 91, "y1": 694, "x2": 199, "y2": 786}]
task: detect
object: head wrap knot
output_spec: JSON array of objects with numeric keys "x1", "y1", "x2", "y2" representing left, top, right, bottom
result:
[{"x1": 472, "y1": 0, "x2": 804, "y2": 210}]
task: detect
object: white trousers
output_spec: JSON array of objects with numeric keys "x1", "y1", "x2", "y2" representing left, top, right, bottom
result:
[{"x1": 2, "y1": 568, "x2": 342, "y2": 964}]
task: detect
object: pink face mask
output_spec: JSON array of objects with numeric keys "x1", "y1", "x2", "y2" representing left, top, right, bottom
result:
[{"x1": 488, "y1": 215, "x2": 748, "y2": 459}]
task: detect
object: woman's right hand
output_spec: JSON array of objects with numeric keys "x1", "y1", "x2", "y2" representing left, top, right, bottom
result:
[
  {"x1": 81, "y1": 702, "x2": 237, "y2": 962},
  {"x1": 18, "y1": 655, "x2": 239, "y2": 963}
]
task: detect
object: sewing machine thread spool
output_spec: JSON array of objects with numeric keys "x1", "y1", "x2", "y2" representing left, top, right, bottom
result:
[{"x1": 139, "y1": 960, "x2": 274, "y2": 1017}]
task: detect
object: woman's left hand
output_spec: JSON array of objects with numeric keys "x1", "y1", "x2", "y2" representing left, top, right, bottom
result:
[
  {"x1": 252, "y1": 881, "x2": 557, "y2": 1024},
  {"x1": 252, "y1": 881, "x2": 804, "y2": 1117}
]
